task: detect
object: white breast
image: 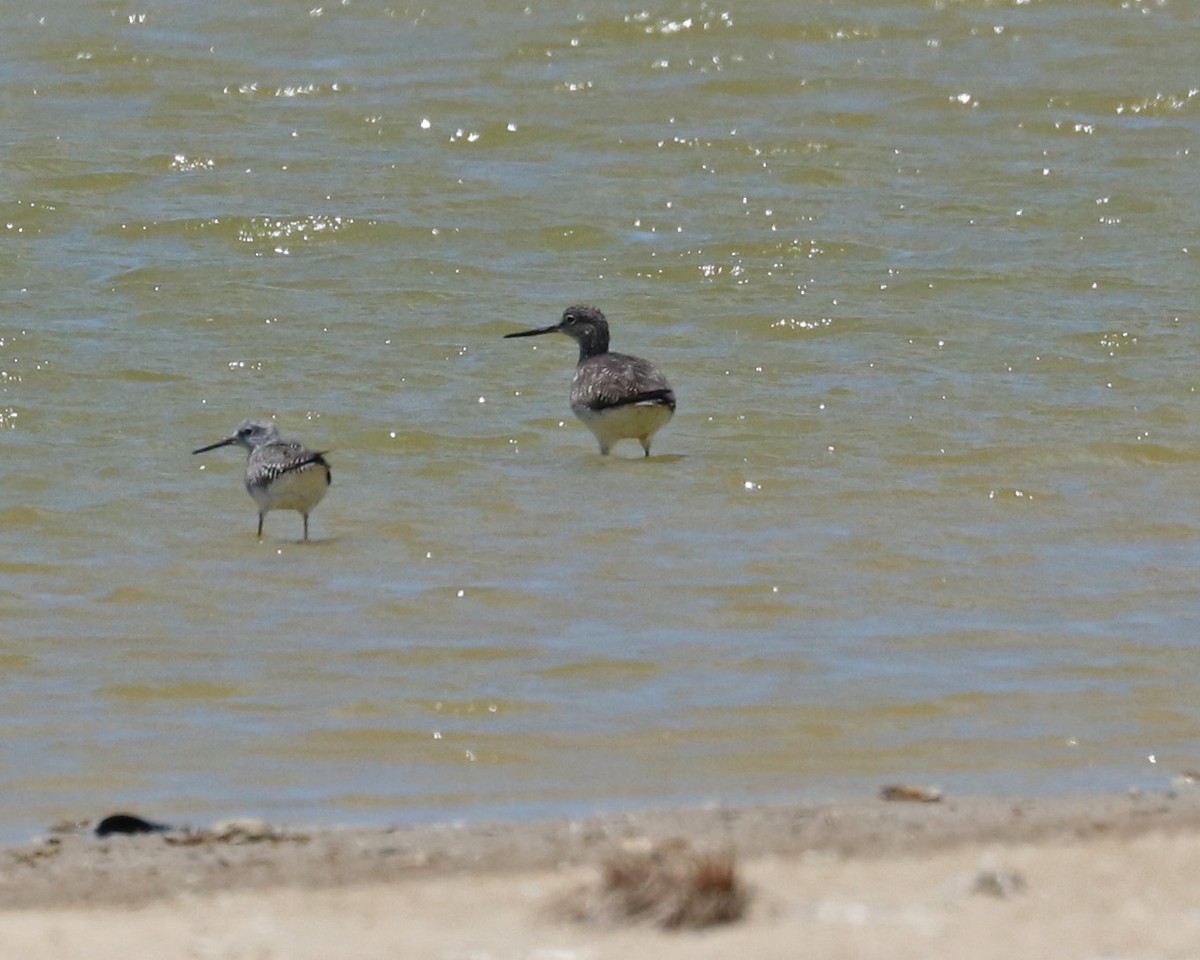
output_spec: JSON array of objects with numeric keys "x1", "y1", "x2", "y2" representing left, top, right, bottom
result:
[
  {"x1": 250, "y1": 463, "x2": 329, "y2": 515},
  {"x1": 572, "y1": 401, "x2": 673, "y2": 455}
]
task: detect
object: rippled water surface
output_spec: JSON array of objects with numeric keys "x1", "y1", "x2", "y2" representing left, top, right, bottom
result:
[{"x1": 2, "y1": 0, "x2": 1199, "y2": 841}]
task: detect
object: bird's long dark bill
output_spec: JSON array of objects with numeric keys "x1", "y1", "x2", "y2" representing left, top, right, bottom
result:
[
  {"x1": 192, "y1": 436, "x2": 238, "y2": 455},
  {"x1": 503, "y1": 324, "x2": 560, "y2": 339}
]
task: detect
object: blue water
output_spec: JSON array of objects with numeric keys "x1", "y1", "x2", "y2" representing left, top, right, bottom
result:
[{"x1": 1, "y1": 0, "x2": 1199, "y2": 843}]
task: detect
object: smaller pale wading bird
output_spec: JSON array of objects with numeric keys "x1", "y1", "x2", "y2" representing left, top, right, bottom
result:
[
  {"x1": 504, "y1": 305, "x2": 676, "y2": 456},
  {"x1": 192, "y1": 419, "x2": 331, "y2": 541}
]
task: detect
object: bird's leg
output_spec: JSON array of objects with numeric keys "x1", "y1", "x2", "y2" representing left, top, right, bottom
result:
[
  {"x1": 303, "y1": 514, "x2": 309, "y2": 541},
  {"x1": 257, "y1": 514, "x2": 264, "y2": 539}
]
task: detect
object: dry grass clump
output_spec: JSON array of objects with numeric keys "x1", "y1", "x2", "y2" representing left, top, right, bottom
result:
[
  {"x1": 557, "y1": 839, "x2": 748, "y2": 930},
  {"x1": 879, "y1": 783, "x2": 943, "y2": 803}
]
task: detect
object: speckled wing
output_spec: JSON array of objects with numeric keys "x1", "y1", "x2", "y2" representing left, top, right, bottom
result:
[
  {"x1": 570, "y1": 351, "x2": 676, "y2": 413},
  {"x1": 247, "y1": 440, "x2": 332, "y2": 493}
]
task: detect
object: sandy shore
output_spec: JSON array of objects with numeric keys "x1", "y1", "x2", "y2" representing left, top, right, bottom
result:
[{"x1": 2, "y1": 789, "x2": 1199, "y2": 958}]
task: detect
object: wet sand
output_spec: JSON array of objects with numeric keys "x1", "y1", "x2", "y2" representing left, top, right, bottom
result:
[{"x1": 2, "y1": 789, "x2": 1198, "y2": 958}]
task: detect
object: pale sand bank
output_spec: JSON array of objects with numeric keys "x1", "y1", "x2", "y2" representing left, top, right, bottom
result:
[{"x1": 1, "y1": 790, "x2": 1199, "y2": 958}]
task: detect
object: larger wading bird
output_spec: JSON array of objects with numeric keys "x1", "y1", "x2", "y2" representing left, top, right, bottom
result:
[{"x1": 505, "y1": 305, "x2": 675, "y2": 456}]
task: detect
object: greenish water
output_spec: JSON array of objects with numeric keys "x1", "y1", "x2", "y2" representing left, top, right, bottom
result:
[{"x1": 2, "y1": 0, "x2": 1199, "y2": 841}]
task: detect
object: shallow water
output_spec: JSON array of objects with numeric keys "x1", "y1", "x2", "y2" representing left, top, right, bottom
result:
[{"x1": 2, "y1": 0, "x2": 1200, "y2": 841}]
